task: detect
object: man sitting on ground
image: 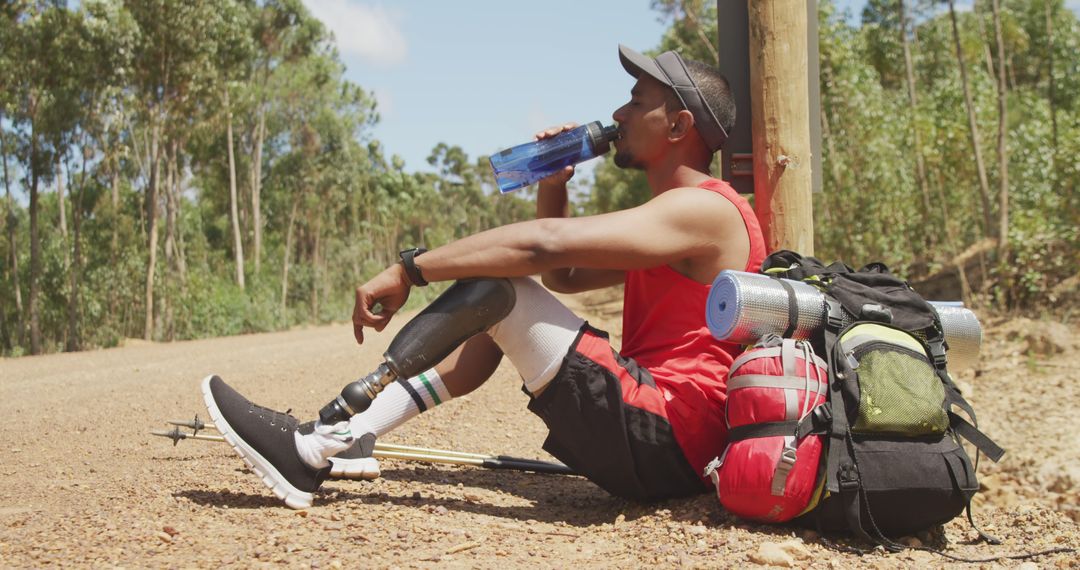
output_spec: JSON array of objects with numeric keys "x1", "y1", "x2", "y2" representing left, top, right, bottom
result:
[{"x1": 202, "y1": 44, "x2": 766, "y2": 509}]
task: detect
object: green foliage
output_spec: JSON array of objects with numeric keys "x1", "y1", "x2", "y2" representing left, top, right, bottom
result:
[
  {"x1": 0, "y1": 0, "x2": 534, "y2": 357},
  {"x1": 1, "y1": 0, "x2": 1077, "y2": 357}
]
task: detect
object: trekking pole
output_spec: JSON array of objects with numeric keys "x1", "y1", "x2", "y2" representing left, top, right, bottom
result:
[
  {"x1": 153, "y1": 421, "x2": 576, "y2": 475},
  {"x1": 166, "y1": 416, "x2": 565, "y2": 469}
]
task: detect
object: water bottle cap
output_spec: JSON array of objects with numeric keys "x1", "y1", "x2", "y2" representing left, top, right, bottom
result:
[{"x1": 586, "y1": 121, "x2": 620, "y2": 155}]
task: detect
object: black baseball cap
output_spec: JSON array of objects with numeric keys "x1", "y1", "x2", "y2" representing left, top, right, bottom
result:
[{"x1": 618, "y1": 44, "x2": 729, "y2": 152}]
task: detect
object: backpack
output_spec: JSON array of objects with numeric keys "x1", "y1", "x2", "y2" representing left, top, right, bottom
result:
[
  {"x1": 706, "y1": 251, "x2": 1006, "y2": 547},
  {"x1": 709, "y1": 334, "x2": 829, "y2": 523}
]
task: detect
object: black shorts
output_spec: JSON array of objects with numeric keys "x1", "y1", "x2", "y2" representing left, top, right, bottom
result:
[{"x1": 526, "y1": 324, "x2": 707, "y2": 501}]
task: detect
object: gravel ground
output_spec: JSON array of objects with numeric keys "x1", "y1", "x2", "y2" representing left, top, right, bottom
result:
[{"x1": 0, "y1": 289, "x2": 1077, "y2": 569}]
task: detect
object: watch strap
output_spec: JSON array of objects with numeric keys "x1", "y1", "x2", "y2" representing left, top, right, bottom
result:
[{"x1": 399, "y1": 248, "x2": 428, "y2": 286}]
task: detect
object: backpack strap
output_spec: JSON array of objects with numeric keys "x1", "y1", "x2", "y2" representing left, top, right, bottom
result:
[
  {"x1": 725, "y1": 408, "x2": 830, "y2": 443},
  {"x1": 820, "y1": 297, "x2": 875, "y2": 543},
  {"x1": 927, "y1": 329, "x2": 1006, "y2": 462},
  {"x1": 949, "y1": 411, "x2": 1006, "y2": 462},
  {"x1": 775, "y1": 277, "x2": 799, "y2": 338}
]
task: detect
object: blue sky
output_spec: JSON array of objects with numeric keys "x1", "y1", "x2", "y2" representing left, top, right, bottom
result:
[
  {"x1": 301, "y1": 0, "x2": 668, "y2": 173},
  {"x1": 302, "y1": 0, "x2": 1079, "y2": 174}
]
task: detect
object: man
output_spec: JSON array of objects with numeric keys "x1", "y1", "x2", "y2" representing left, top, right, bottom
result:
[{"x1": 202, "y1": 44, "x2": 766, "y2": 509}]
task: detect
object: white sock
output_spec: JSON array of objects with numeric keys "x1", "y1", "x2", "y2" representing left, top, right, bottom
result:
[
  {"x1": 295, "y1": 420, "x2": 353, "y2": 469},
  {"x1": 487, "y1": 277, "x2": 584, "y2": 395},
  {"x1": 349, "y1": 369, "x2": 451, "y2": 437}
]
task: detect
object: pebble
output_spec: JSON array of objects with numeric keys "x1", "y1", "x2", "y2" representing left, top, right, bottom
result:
[
  {"x1": 154, "y1": 532, "x2": 172, "y2": 544},
  {"x1": 749, "y1": 542, "x2": 795, "y2": 567},
  {"x1": 445, "y1": 541, "x2": 480, "y2": 554},
  {"x1": 687, "y1": 525, "x2": 708, "y2": 536},
  {"x1": 434, "y1": 506, "x2": 449, "y2": 516},
  {"x1": 777, "y1": 539, "x2": 811, "y2": 560}
]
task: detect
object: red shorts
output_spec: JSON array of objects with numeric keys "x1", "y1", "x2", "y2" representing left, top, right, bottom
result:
[{"x1": 526, "y1": 324, "x2": 708, "y2": 501}]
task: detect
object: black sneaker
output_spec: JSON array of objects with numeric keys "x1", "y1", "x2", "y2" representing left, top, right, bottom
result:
[
  {"x1": 201, "y1": 375, "x2": 329, "y2": 509},
  {"x1": 298, "y1": 421, "x2": 381, "y2": 480}
]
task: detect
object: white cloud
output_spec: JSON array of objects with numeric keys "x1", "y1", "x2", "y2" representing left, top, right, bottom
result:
[{"x1": 302, "y1": 0, "x2": 407, "y2": 67}]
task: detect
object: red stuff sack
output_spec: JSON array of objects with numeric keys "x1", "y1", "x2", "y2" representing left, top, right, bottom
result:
[{"x1": 704, "y1": 335, "x2": 829, "y2": 522}]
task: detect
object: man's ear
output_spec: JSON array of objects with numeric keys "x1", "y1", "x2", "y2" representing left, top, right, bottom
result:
[{"x1": 669, "y1": 109, "x2": 695, "y2": 142}]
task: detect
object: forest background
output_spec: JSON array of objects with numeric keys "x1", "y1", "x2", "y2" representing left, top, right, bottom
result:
[{"x1": 1, "y1": 0, "x2": 1077, "y2": 357}]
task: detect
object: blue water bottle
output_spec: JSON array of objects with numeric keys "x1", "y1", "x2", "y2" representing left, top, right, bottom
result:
[{"x1": 489, "y1": 121, "x2": 620, "y2": 193}]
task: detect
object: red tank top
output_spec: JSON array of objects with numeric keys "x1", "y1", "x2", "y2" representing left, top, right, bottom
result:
[{"x1": 620, "y1": 178, "x2": 766, "y2": 477}]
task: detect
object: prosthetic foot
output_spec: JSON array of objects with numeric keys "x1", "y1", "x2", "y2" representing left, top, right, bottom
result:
[{"x1": 319, "y1": 278, "x2": 516, "y2": 424}]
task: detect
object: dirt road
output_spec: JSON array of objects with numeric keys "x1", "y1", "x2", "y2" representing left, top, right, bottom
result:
[{"x1": 1, "y1": 293, "x2": 1077, "y2": 568}]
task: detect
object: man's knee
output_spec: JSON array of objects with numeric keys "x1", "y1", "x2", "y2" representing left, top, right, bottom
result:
[{"x1": 486, "y1": 277, "x2": 585, "y2": 395}]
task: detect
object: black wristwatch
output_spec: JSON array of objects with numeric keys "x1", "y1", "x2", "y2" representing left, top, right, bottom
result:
[{"x1": 398, "y1": 247, "x2": 429, "y2": 286}]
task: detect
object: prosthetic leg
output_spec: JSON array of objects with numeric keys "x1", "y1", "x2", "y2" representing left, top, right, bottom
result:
[{"x1": 318, "y1": 278, "x2": 516, "y2": 424}]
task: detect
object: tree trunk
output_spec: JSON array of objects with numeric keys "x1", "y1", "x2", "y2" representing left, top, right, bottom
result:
[
  {"x1": 171, "y1": 141, "x2": 187, "y2": 282},
  {"x1": 900, "y1": 0, "x2": 935, "y2": 251},
  {"x1": 162, "y1": 139, "x2": 177, "y2": 341},
  {"x1": 310, "y1": 216, "x2": 321, "y2": 321},
  {"x1": 1046, "y1": 1, "x2": 1058, "y2": 152},
  {"x1": 225, "y1": 88, "x2": 245, "y2": 289},
  {"x1": 1, "y1": 119, "x2": 24, "y2": 347},
  {"x1": 747, "y1": 0, "x2": 815, "y2": 254},
  {"x1": 281, "y1": 197, "x2": 299, "y2": 328},
  {"x1": 57, "y1": 154, "x2": 68, "y2": 241},
  {"x1": 66, "y1": 142, "x2": 90, "y2": 352},
  {"x1": 679, "y1": 0, "x2": 719, "y2": 64},
  {"x1": 948, "y1": 0, "x2": 995, "y2": 239},
  {"x1": 991, "y1": 0, "x2": 1009, "y2": 258},
  {"x1": 110, "y1": 164, "x2": 120, "y2": 260},
  {"x1": 252, "y1": 105, "x2": 266, "y2": 275},
  {"x1": 29, "y1": 121, "x2": 42, "y2": 354},
  {"x1": 107, "y1": 163, "x2": 120, "y2": 331},
  {"x1": 144, "y1": 122, "x2": 162, "y2": 341}
]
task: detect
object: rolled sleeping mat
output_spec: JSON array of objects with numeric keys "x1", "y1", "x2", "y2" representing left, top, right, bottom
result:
[{"x1": 706, "y1": 270, "x2": 983, "y2": 371}]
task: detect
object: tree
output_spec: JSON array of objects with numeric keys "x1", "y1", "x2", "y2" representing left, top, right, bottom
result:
[
  {"x1": 900, "y1": 0, "x2": 936, "y2": 250},
  {"x1": 990, "y1": 0, "x2": 1010, "y2": 258},
  {"x1": 127, "y1": 0, "x2": 224, "y2": 340},
  {"x1": 947, "y1": 0, "x2": 995, "y2": 238}
]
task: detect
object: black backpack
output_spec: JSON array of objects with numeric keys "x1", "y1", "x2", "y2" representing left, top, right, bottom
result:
[{"x1": 759, "y1": 251, "x2": 1005, "y2": 547}]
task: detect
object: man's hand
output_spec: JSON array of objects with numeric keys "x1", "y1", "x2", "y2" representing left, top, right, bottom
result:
[
  {"x1": 534, "y1": 123, "x2": 578, "y2": 189},
  {"x1": 352, "y1": 263, "x2": 412, "y2": 344}
]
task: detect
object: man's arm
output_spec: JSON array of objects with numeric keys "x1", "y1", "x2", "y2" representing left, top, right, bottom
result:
[
  {"x1": 421, "y1": 187, "x2": 733, "y2": 280},
  {"x1": 533, "y1": 125, "x2": 624, "y2": 294},
  {"x1": 352, "y1": 186, "x2": 742, "y2": 342}
]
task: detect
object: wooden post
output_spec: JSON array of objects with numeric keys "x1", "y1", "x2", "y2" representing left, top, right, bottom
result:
[{"x1": 747, "y1": 0, "x2": 815, "y2": 255}]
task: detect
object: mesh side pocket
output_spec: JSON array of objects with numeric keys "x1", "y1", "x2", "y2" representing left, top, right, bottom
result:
[{"x1": 852, "y1": 347, "x2": 948, "y2": 435}]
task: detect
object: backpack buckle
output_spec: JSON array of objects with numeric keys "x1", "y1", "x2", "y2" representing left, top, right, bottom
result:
[
  {"x1": 838, "y1": 462, "x2": 860, "y2": 491},
  {"x1": 825, "y1": 299, "x2": 844, "y2": 331},
  {"x1": 929, "y1": 341, "x2": 947, "y2": 368}
]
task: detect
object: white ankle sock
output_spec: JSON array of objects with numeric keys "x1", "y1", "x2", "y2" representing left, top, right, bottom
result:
[
  {"x1": 350, "y1": 369, "x2": 451, "y2": 437},
  {"x1": 295, "y1": 420, "x2": 353, "y2": 469}
]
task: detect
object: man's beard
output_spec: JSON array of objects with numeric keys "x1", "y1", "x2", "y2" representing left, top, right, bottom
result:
[{"x1": 613, "y1": 149, "x2": 643, "y2": 170}]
